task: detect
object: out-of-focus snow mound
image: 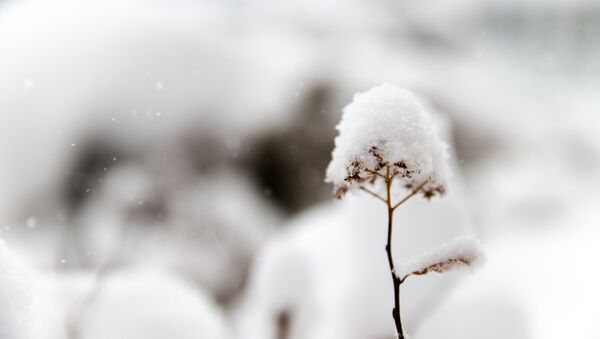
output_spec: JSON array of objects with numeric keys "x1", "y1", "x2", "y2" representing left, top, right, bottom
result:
[
  {"x1": 10, "y1": 166, "x2": 280, "y2": 305},
  {"x1": 0, "y1": 0, "x2": 313, "y2": 222},
  {"x1": 32, "y1": 268, "x2": 231, "y2": 339},
  {"x1": 415, "y1": 196, "x2": 600, "y2": 339},
  {"x1": 0, "y1": 240, "x2": 34, "y2": 339},
  {"x1": 84, "y1": 269, "x2": 231, "y2": 339}
]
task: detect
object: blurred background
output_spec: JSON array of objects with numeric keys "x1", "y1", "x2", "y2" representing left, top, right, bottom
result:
[{"x1": 0, "y1": 0, "x2": 599, "y2": 338}]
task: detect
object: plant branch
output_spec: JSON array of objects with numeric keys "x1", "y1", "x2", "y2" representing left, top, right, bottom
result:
[
  {"x1": 400, "y1": 256, "x2": 474, "y2": 283},
  {"x1": 391, "y1": 180, "x2": 428, "y2": 211},
  {"x1": 359, "y1": 186, "x2": 386, "y2": 203},
  {"x1": 384, "y1": 165, "x2": 405, "y2": 339},
  {"x1": 365, "y1": 169, "x2": 385, "y2": 178}
]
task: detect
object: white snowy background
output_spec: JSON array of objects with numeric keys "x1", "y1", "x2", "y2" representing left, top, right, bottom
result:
[{"x1": 0, "y1": 0, "x2": 599, "y2": 338}]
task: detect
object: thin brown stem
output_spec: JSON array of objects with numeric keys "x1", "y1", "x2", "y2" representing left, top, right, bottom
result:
[
  {"x1": 391, "y1": 180, "x2": 428, "y2": 211},
  {"x1": 363, "y1": 166, "x2": 424, "y2": 339},
  {"x1": 359, "y1": 186, "x2": 386, "y2": 203},
  {"x1": 399, "y1": 275, "x2": 409, "y2": 284},
  {"x1": 365, "y1": 169, "x2": 385, "y2": 178},
  {"x1": 384, "y1": 165, "x2": 405, "y2": 339}
]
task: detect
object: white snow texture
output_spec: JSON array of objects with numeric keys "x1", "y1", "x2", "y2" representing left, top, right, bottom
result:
[
  {"x1": 326, "y1": 83, "x2": 450, "y2": 198},
  {"x1": 0, "y1": 240, "x2": 33, "y2": 339},
  {"x1": 398, "y1": 235, "x2": 485, "y2": 279}
]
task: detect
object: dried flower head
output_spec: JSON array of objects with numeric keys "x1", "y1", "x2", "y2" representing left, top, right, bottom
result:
[{"x1": 325, "y1": 84, "x2": 450, "y2": 199}]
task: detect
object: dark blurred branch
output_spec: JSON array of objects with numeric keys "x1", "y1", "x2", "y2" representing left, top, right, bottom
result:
[{"x1": 276, "y1": 309, "x2": 292, "y2": 339}]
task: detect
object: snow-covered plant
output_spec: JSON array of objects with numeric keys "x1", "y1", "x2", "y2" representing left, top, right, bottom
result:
[
  {"x1": 326, "y1": 84, "x2": 484, "y2": 339},
  {"x1": 326, "y1": 83, "x2": 449, "y2": 200}
]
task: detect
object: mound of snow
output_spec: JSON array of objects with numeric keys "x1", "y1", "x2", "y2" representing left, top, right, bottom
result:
[{"x1": 0, "y1": 239, "x2": 34, "y2": 339}]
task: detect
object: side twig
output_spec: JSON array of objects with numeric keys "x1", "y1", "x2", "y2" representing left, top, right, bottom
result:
[
  {"x1": 359, "y1": 186, "x2": 386, "y2": 203},
  {"x1": 365, "y1": 169, "x2": 385, "y2": 178},
  {"x1": 392, "y1": 180, "x2": 428, "y2": 211}
]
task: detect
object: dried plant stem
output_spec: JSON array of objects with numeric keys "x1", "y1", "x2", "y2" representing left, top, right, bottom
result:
[
  {"x1": 383, "y1": 165, "x2": 404, "y2": 339},
  {"x1": 357, "y1": 170, "x2": 427, "y2": 339},
  {"x1": 365, "y1": 168, "x2": 386, "y2": 178},
  {"x1": 392, "y1": 180, "x2": 428, "y2": 211},
  {"x1": 380, "y1": 165, "x2": 427, "y2": 339},
  {"x1": 359, "y1": 186, "x2": 386, "y2": 203}
]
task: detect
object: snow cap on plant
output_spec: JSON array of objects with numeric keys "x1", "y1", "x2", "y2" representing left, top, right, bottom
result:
[
  {"x1": 326, "y1": 83, "x2": 450, "y2": 199},
  {"x1": 398, "y1": 235, "x2": 485, "y2": 281}
]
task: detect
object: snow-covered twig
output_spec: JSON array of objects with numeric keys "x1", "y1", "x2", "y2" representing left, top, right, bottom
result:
[
  {"x1": 325, "y1": 83, "x2": 450, "y2": 200},
  {"x1": 325, "y1": 84, "x2": 483, "y2": 339},
  {"x1": 398, "y1": 235, "x2": 485, "y2": 283}
]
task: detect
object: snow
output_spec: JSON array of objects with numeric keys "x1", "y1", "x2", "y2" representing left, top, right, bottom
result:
[
  {"x1": 0, "y1": 0, "x2": 597, "y2": 338},
  {"x1": 71, "y1": 167, "x2": 279, "y2": 301},
  {"x1": 0, "y1": 239, "x2": 33, "y2": 339},
  {"x1": 30, "y1": 268, "x2": 231, "y2": 339},
  {"x1": 84, "y1": 269, "x2": 231, "y2": 339},
  {"x1": 417, "y1": 287, "x2": 530, "y2": 339},
  {"x1": 0, "y1": 0, "x2": 309, "y2": 223},
  {"x1": 157, "y1": 170, "x2": 281, "y2": 301},
  {"x1": 398, "y1": 235, "x2": 484, "y2": 280},
  {"x1": 236, "y1": 178, "x2": 476, "y2": 339},
  {"x1": 326, "y1": 84, "x2": 450, "y2": 199}
]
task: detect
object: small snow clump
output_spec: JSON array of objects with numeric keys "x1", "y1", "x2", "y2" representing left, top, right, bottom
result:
[{"x1": 397, "y1": 235, "x2": 484, "y2": 279}]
